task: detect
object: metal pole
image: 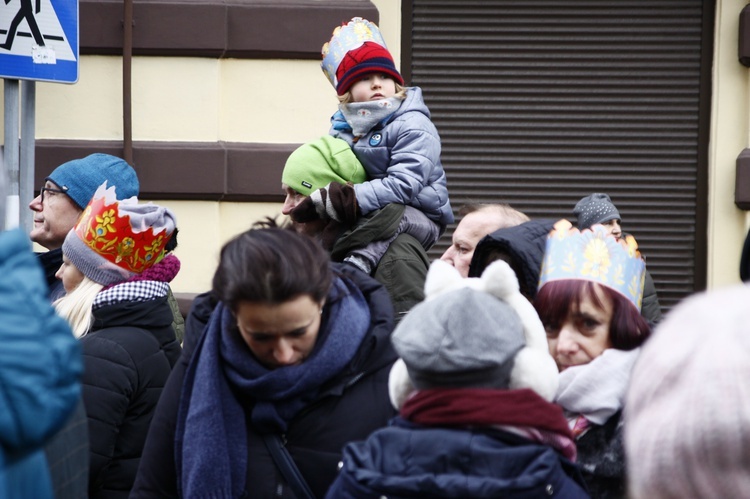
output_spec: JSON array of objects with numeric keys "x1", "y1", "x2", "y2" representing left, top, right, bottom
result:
[
  {"x1": 3, "y1": 79, "x2": 20, "y2": 229},
  {"x1": 0, "y1": 140, "x2": 7, "y2": 232},
  {"x1": 123, "y1": 0, "x2": 134, "y2": 165},
  {"x1": 20, "y1": 80, "x2": 36, "y2": 235}
]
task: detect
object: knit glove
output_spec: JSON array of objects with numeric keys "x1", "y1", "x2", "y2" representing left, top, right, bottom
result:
[{"x1": 290, "y1": 182, "x2": 361, "y2": 226}]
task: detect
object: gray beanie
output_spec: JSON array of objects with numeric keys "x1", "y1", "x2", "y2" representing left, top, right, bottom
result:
[
  {"x1": 62, "y1": 183, "x2": 176, "y2": 286},
  {"x1": 392, "y1": 287, "x2": 525, "y2": 390},
  {"x1": 573, "y1": 193, "x2": 621, "y2": 230}
]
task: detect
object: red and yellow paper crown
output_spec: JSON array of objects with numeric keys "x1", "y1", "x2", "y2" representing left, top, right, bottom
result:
[
  {"x1": 538, "y1": 220, "x2": 646, "y2": 311},
  {"x1": 73, "y1": 184, "x2": 172, "y2": 275}
]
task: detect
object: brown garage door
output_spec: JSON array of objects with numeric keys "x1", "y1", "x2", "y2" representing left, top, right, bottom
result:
[{"x1": 404, "y1": 0, "x2": 713, "y2": 311}]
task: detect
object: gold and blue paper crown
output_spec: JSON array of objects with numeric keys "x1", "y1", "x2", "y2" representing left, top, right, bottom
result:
[
  {"x1": 321, "y1": 17, "x2": 389, "y2": 88},
  {"x1": 538, "y1": 220, "x2": 646, "y2": 311}
]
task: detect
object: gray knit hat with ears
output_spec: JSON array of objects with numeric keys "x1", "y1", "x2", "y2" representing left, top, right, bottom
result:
[
  {"x1": 392, "y1": 287, "x2": 526, "y2": 390},
  {"x1": 388, "y1": 259, "x2": 559, "y2": 407},
  {"x1": 573, "y1": 193, "x2": 621, "y2": 230}
]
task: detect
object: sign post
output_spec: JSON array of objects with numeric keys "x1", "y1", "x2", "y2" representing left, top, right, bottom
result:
[{"x1": 0, "y1": 0, "x2": 78, "y2": 232}]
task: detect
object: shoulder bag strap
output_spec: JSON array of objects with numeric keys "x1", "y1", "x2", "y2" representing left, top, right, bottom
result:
[{"x1": 262, "y1": 433, "x2": 316, "y2": 499}]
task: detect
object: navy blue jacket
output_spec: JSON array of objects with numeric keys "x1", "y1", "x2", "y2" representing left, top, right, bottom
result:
[{"x1": 327, "y1": 418, "x2": 589, "y2": 498}]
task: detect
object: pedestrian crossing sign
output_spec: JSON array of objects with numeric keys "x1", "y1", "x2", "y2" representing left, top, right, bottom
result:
[{"x1": 0, "y1": 0, "x2": 78, "y2": 83}]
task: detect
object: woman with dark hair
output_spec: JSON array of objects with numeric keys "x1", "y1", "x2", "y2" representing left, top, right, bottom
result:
[
  {"x1": 131, "y1": 224, "x2": 397, "y2": 498},
  {"x1": 535, "y1": 220, "x2": 651, "y2": 499}
]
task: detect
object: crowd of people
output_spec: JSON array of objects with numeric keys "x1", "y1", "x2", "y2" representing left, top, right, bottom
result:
[{"x1": 2, "y1": 15, "x2": 750, "y2": 499}]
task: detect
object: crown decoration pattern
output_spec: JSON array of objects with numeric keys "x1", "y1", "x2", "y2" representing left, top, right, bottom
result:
[
  {"x1": 74, "y1": 185, "x2": 170, "y2": 274},
  {"x1": 538, "y1": 219, "x2": 646, "y2": 311},
  {"x1": 321, "y1": 17, "x2": 389, "y2": 88}
]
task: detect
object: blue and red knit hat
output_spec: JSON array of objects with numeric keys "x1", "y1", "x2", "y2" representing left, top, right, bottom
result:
[{"x1": 335, "y1": 41, "x2": 404, "y2": 95}]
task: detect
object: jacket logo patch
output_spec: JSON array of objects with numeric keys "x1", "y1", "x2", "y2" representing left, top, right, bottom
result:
[{"x1": 369, "y1": 133, "x2": 383, "y2": 147}]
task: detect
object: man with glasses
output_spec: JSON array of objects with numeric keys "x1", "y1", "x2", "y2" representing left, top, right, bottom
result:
[
  {"x1": 30, "y1": 153, "x2": 139, "y2": 300},
  {"x1": 29, "y1": 153, "x2": 138, "y2": 499}
]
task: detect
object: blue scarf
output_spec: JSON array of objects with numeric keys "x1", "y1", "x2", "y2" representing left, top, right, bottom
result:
[{"x1": 175, "y1": 277, "x2": 370, "y2": 499}]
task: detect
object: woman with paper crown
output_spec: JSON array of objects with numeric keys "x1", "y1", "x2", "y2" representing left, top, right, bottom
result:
[
  {"x1": 326, "y1": 259, "x2": 590, "y2": 498},
  {"x1": 290, "y1": 17, "x2": 453, "y2": 276},
  {"x1": 53, "y1": 182, "x2": 181, "y2": 499},
  {"x1": 131, "y1": 224, "x2": 398, "y2": 499},
  {"x1": 534, "y1": 220, "x2": 652, "y2": 499}
]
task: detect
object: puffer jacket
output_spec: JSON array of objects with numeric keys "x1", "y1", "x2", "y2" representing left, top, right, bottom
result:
[
  {"x1": 331, "y1": 87, "x2": 453, "y2": 226},
  {"x1": 131, "y1": 265, "x2": 398, "y2": 498},
  {"x1": 82, "y1": 292, "x2": 181, "y2": 499},
  {"x1": 326, "y1": 418, "x2": 589, "y2": 498},
  {"x1": 0, "y1": 229, "x2": 82, "y2": 499}
]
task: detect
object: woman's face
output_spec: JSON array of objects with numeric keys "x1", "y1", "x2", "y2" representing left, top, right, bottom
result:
[
  {"x1": 235, "y1": 295, "x2": 324, "y2": 369},
  {"x1": 545, "y1": 283, "x2": 613, "y2": 371},
  {"x1": 55, "y1": 255, "x2": 85, "y2": 293}
]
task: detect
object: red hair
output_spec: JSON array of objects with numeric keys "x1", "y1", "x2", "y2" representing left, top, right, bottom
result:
[{"x1": 534, "y1": 280, "x2": 651, "y2": 350}]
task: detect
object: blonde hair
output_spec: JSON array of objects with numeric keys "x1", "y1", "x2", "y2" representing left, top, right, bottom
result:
[
  {"x1": 338, "y1": 82, "x2": 406, "y2": 105},
  {"x1": 54, "y1": 277, "x2": 104, "y2": 338}
]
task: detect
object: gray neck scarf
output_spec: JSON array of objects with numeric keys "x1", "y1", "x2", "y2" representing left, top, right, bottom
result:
[{"x1": 339, "y1": 97, "x2": 402, "y2": 137}]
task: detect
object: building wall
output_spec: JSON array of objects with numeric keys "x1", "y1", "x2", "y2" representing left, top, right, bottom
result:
[
  {"x1": 1, "y1": 0, "x2": 400, "y2": 295},
  {"x1": 709, "y1": 0, "x2": 750, "y2": 289},
  {"x1": 2, "y1": 0, "x2": 748, "y2": 298}
]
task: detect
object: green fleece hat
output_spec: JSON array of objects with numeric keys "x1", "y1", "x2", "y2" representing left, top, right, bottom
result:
[{"x1": 282, "y1": 136, "x2": 367, "y2": 196}]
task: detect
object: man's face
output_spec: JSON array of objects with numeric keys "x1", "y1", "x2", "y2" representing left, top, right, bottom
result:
[
  {"x1": 440, "y1": 211, "x2": 507, "y2": 277},
  {"x1": 281, "y1": 184, "x2": 327, "y2": 238},
  {"x1": 28, "y1": 180, "x2": 82, "y2": 250}
]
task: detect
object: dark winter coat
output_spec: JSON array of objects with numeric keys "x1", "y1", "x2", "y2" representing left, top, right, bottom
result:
[
  {"x1": 130, "y1": 266, "x2": 398, "y2": 498},
  {"x1": 469, "y1": 218, "x2": 557, "y2": 300},
  {"x1": 331, "y1": 87, "x2": 453, "y2": 226},
  {"x1": 82, "y1": 294, "x2": 181, "y2": 499},
  {"x1": 576, "y1": 412, "x2": 626, "y2": 499},
  {"x1": 36, "y1": 247, "x2": 65, "y2": 300},
  {"x1": 327, "y1": 415, "x2": 589, "y2": 498}
]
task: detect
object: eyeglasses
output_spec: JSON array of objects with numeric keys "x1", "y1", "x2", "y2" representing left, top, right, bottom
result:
[{"x1": 40, "y1": 186, "x2": 67, "y2": 204}]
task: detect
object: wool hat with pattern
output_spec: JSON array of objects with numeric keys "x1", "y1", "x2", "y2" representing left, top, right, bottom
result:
[
  {"x1": 47, "y1": 153, "x2": 139, "y2": 210},
  {"x1": 335, "y1": 41, "x2": 404, "y2": 96},
  {"x1": 62, "y1": 183, "x2": 176, "y2": 286},
  {"x1": 573, "y1": 192, "x2": 621, "y2": 230},
  {"x1": 625, "y1": 284, "x2": 750, "y2": 498},
  {"x1": 281, "y1": 136, "x2": 368, "y2": 196}
]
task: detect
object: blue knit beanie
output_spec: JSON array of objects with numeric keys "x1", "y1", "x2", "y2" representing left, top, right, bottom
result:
[{"x1": 47, "y1": 153, "x2": 139, "y2": 209}]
